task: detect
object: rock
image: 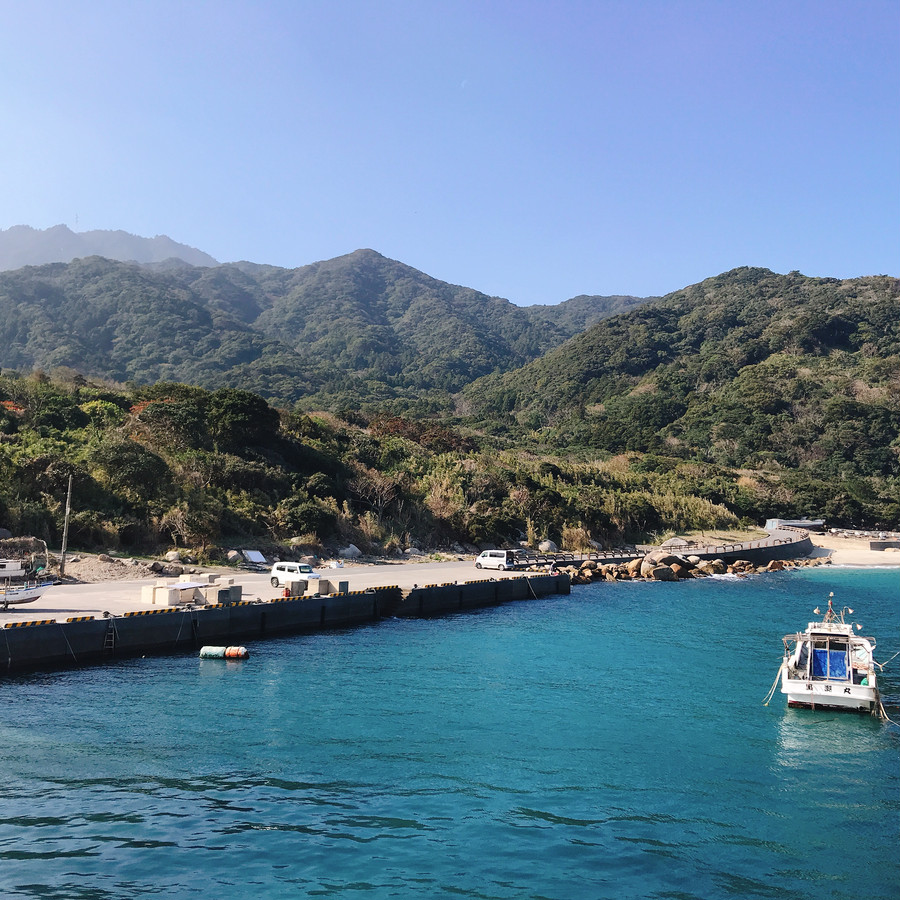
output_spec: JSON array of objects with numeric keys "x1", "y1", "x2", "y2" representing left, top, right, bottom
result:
[
  {"x1": 97, "y1": 553, "x2": 113, "y2": 563},
  {"x1": 650, "y1": 565, "x2": 678, "y2": 582},
  {"x1": 670, "y1": 563, "x2": 691, "y2": 579},
  {"x1": 645, "y1": 550, "x2": 688, "y2": 568},
  {"x1": 766, "y1": 559, "x2": 785, "y2": 571},
  {"x1": 625, "y1": 557, "x2": 643, "y2": 577},
  {"x1": 686, "y1": 555, "x2": 701, "y2": 564},
  {"x1": 696, "y1": 559, "x2": 727, "y2": 575},
  {"x1": 340, "y1": 544, "x2": 362, "y2": 559},
  {"x1": 148, "y1": 561, "x2": 164, "y2": 573},
  {"x1": 539, "y1": 540, "x2": 558, "y2": 553},
  {"x1": 161, "y1": 564, "x2": 183, "y2": 577},
  {"x1": 165, "y1": 550, "x2": 182, "y2": 563},
  {"x1": 404, "y1": 547, "x2": 425, "y2": 557},
  {"x1": 226, "y1": 550, "x2": 242, "y2": 563}
]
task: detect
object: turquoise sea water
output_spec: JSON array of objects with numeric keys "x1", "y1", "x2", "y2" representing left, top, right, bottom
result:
[{"x1": 1, "y1": 567, "x2": 898, "y2": 900}]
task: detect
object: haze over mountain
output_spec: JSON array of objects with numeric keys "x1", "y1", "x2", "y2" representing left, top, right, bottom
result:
[{"x1": 0, "y1": 225, "x2": 219, "y2": 270}]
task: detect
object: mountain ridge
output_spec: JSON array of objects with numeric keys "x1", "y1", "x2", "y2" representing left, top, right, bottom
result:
[
  {"x1": 462, "y1": 267, "x2": 900, "y2": 501},
  {"x1": 0, "y1": 224, "x2": 219, "y2": 270},
  {"x1": 0, "y1": 249, "x2": 647, "y2": 411}
]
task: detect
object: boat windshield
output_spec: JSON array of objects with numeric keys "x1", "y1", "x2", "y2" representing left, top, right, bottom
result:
[{"x1": 811, "y1": 639, "x2": 848, "y2": 680}]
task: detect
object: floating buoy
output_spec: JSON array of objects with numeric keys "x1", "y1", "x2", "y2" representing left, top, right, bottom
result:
[{"x1": 199, "y1": 645, "x2": 250, "y2": 660}]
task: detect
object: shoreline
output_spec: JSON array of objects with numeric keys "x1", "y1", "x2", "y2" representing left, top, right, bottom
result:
[{"x1": 808, "y1": 533, "x2": 900, "y2": 567}]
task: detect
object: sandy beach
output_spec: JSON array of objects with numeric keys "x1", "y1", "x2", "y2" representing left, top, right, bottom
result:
[{"x1": 809, "y1": 532, "x2": 900, "y2": 567}]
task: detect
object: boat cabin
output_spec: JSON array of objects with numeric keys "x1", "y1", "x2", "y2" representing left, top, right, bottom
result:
[{"x1": 0, "y1": 558, "x2": 27, "y2": 579}]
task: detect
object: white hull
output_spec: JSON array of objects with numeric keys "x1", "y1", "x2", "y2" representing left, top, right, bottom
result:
[
  {"x1": 0, "y1": 582, "x2": 51, "y2": 605},
  {"x1": 782, "y1": 673, "x2": 877, "y2": 713}
]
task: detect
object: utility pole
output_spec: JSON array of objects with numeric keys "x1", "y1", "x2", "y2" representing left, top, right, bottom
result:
[{"x1": 59, "y1": 474, "x2": 72, "y2": 578}]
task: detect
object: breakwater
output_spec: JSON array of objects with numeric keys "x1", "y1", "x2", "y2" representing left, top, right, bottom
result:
[{"x1": 0, "y1": 573, "x2": 570, "y2": 674}]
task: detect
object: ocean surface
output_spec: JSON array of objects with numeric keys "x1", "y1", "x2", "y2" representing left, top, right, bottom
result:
[{"x1": 1, "y1": 566, "x2": 897, "y2": 900}]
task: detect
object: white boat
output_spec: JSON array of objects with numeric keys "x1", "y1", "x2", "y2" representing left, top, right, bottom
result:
[
  {"x1": 0, "y1": 582, "x2": 53, "y2": 607},
  {"x1": 779, "y1": 593, "x2": 880, "y2": 714},
  {"x1": 0, "y1": 557, "x2": 52, "y2": 607}
]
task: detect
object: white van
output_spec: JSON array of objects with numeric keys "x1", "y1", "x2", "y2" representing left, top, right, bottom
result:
[
  {"x1": 474, "y1": 550, "x2": 523, "y2": 570},
  {"x1": 270, "y1": 562, "x2": 320, "y2": 588}
]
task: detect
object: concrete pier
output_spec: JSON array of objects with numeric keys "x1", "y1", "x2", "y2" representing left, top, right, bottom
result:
[
  {"x1": 0, "y1": 525, "x2": 814, "y2": 675},
  {"x1": 0, "y1": 569, "x2": 570, "y2": 674}
]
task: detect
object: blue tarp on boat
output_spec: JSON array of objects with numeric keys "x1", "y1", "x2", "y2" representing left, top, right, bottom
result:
[{"x1": 813, "y1": 648, "x2": 848, "y2": 679}]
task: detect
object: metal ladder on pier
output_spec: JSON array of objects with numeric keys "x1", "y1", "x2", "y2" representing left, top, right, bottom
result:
[{"x1": 103, "y1": 618, "x2": 117, "y2": 651}]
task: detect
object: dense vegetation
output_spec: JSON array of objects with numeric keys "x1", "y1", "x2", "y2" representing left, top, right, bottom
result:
[
  {"x1": 0, "y1": 260, "x2": 897, "y2": 552},
  {"x1": 0, "y1": 251, "x2": 642, "y2": 414},
  {"x1": 463, "y1": 268, "x2": 900, "y2": 527},
  {"x1": 0, "y1": 372, "x2": 783, "y2": 558}
]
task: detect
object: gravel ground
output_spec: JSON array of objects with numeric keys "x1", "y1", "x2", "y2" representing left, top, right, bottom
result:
[{"x1": 53, "y1": 554, "x2": 222, "y2": 583}]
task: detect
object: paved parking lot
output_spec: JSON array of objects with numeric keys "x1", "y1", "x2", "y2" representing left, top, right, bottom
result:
[{"x1": 0, "y1": 558, "x2": 524, "y2": 624}]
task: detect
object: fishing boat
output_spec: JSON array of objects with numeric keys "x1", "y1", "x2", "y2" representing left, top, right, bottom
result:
[
  {"x1": 779, "y1": 593, "x2": 880, "y2": 713},
  {"x1": 0, "y1": 557, "x2": 53, "y2": 608},
  {"x1": 0, "y1": 582, "x2": 53, "y2": 607}
]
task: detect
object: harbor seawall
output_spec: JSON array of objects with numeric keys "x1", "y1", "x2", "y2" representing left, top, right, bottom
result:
[
  {"x1": 664, "y1": 527, "x2": 813, "y2": 564},
  {"x1": 0, "y1": 574, "x2": 570, "y2": 675}
]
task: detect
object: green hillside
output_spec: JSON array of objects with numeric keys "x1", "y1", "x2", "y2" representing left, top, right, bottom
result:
[
  {"x1": 1, "y1": 372, "x2": 762, "y2": 556},
  {"x1": 463, "y1": 268, "x2": 900, "y2": 524},
  {"x1": 0, "y1": 251, "x2": 647, "y2": 413},
  {"x1": 1, "y1": 258, "x2": 898, "y2": 540},
  {"x1": 521, "y1": 293, "x2": 652, "y2": 333}
]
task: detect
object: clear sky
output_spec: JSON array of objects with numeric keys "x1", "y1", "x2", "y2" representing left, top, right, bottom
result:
[{"x1": 1, "y1": 0, "x2": 896, "y2": 305}]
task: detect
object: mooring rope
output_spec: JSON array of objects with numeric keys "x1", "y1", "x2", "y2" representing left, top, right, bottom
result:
[
  {"x1": 762, "y1": 663, "x2": 784, "y2": 706},
  {"x1": 875, "y1": 696, "x2": 899, "y2": 727},
  {"x1": 58, "y1": 622, "x2": 78, "y2": 664}
]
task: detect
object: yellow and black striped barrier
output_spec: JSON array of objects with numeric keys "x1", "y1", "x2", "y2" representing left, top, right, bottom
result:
[
  {"x1": 66, "y1": 615, "x2": 95, "y2": 623},
  {"x1": 4, "y1": 619, "x2": 56, "y2": 628},
  {"x1": 124, "y1": 608, "x2": 178, "y2": 617}
]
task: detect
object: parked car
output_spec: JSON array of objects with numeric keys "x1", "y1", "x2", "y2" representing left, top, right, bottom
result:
[
  {"x1": 270, "y1": 562, "x2": 320, "y2": 588},
  {"x1": 474, "y1": 550, "x2": 525, "y2": 570}
]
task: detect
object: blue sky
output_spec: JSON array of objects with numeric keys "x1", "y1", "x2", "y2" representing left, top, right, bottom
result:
[{"x1": 1, "y1": 0, "x2": 896, "y2": 305}]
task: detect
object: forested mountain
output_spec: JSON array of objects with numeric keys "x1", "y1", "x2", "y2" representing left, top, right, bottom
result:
[
  {"x1": 0, "y1": 250, "x2": 645, "y2": 411},
  {"x1": 463, "y1": 268, "x2": 900, "y2": 521},
  {"x1": 1, "y1": 263, "x2": 899, "y2": 549},
  {"x1": 521, "y1": 293, "x2": 652, "y2": 333},
  {"x1": 0, "y1": 224, "x2": 218, "y2": 270},
  {"x1": 0, "y1": 257, "x2": 320, "y2": 399}
]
